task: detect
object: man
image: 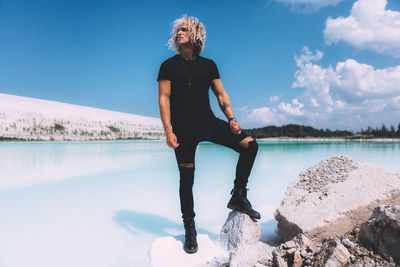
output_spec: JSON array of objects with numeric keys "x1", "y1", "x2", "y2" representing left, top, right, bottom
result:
[{"x1": 157, "y1": 15, "x2": 260, "y2": 254}]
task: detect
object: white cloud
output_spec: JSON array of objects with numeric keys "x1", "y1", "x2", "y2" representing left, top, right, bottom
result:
[
  {"x1": 324, "y1": 0, "x2": 400, "y2": 57},
  {"x1": 243, "y1": 47, "x2": 400, "y2": 129},
  {"x1": 295, "y1": 46, "x2": 324, "y2": 65},
  {"x1": 293, "y1": 47, "x2": 335, "y2": 109},
  {"x1": 278, "y1": 99, "x2": 304, "y2": 116},
  {"x1": 333, "y1": 59, "x2": 400, "y2": 98},
  {"x1": 246, "y1": 107, "x2": 285, "y2": 125},
  {"x1": 275, "y1": 0, "x2": 345, "y2": 12},
  {"x1": 269, "y1": 95, "x2": 280, "y2": 102}
]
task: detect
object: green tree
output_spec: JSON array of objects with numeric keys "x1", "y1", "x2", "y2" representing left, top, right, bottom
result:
[
  {"x1": 381, "y1": 124, "x2": 387, "y2": 137},
  {"x1": 53, "y1": 123, "x2": 65, "y2": 132},
  {"x1": 390, "y1": 125, "x2": 396, "y2": 138},
  {"x1": 366, "y1": 126, "x2": 372, "y2": 135},
  {"x1": 397, "y1": 123, "x2": 400, "y2": 138}
]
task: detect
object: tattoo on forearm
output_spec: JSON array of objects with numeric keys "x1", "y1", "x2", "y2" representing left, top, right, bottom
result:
[{"x1": 221, "y1": 102, "x2": 231, "y2": 112}]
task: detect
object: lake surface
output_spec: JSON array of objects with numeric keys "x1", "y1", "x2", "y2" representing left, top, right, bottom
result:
[{"x1": 0, "y1": 141, "x2": 399, "y2": 266}]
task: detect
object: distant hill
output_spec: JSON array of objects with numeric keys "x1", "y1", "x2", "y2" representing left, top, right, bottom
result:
[{"x1": 0, "y1": 93, "x2": 163, "y2": 141}]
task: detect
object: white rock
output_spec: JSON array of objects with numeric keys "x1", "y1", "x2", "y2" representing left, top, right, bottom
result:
[
  {"x1": 273, "y1": 251, "x2": 288, "y2": 267},
  {"x1": 229, "y1": 244, "x2": 258, "y2": 267},
  {"x1": 219, "y1": 211, "x2": 275, "y2": 267},
  {"x1": 256, "y1": 241, "x2": 274, "y2": 263},
  {"x1": 274, "y1": 155, "x2": 400, "y2": 242},
  {"x1": 293, "y1": 249, "x2": 303, "y2": 267},
  {"x1": 149, "y1": 235, "x2": 228, "y2": 267},
  {"x1": 324, "y1": 239, "x2": 351, "y2": 267},
  {"x1": 287, "y1": 247, "x2": 296, "y2": 254},
  {"x1": 229, "y1": 242, "x2": 274, "y2": 267},
  {"x1": 219, "y1": 211, "x2": 260, "y2": 251},
  {"x1": 284, "y1": 240, "x2": 296, "y2": 249},
  {"x1": 293, "y1": 234, "x2": 316, "y2": 252},
  {"x1": 341, "y1": 238, "x2": 356, "y2": 249}
]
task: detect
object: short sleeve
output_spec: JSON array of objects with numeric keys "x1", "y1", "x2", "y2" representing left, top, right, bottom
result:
[
  {"x1": 209, "y1": 60, "x2": 220, "y2": 82},
  {"x1": 157, "y1": 61, "x2": 171, "y2": 81}
]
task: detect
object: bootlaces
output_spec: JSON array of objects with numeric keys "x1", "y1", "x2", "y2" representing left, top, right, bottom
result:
[{"x1": 231, "y1": 188, "x2": 249, "y2": 196}]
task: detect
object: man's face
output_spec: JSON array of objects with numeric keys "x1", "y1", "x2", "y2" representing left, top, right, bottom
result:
[{"x1": 177, "y1": 24, "x2": 190, "y2": 46}]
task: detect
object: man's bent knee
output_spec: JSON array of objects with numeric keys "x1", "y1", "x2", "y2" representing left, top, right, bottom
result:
[
  {"x1": 248, "y1": 139, "x2": 258, "y2": 153},
  {"x1": 239, "y1": 136, "x2": 255, "y2": 149}
]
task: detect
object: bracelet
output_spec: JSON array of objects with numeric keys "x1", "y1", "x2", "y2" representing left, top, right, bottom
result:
[
  {"x1": 228, "y1": 117, "x2": 236, "y2": 122},
  {"x1": 165, "y1": 130, "x2": 173, "y2": 135}
]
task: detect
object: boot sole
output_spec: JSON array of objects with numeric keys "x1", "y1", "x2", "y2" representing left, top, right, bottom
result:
[
  {"x1": 227, "y1": 203, "x2": 261, "y2": 220},
  {"x1": 184, "y1": 247, "x2": 198, "y2": 254}
]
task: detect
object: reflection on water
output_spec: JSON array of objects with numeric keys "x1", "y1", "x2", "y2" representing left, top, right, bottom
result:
[
  {"x1": 0, "y1": 141, "x2": 171, "y2": 190},
  {"x1": 0, "y1": 141, "x2": 399, "y2": 192}
]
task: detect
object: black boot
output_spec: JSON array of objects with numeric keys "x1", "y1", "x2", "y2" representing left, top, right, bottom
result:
[
  {"x1": 183, "y1": 217, "x2": 198, "y2": 254},
  {"x1": 227, "y1": 187, "x2": 261, "y2": 220}
]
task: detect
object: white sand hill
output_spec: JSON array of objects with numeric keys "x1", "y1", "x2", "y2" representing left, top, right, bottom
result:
[{"x1": 0, "y1": 93, "x2": 163, "y2": 141}]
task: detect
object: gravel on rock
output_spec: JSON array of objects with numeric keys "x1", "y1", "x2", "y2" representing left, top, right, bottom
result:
[{"x1": 294, "y1": 155, "x2": 357, "y2": 200}]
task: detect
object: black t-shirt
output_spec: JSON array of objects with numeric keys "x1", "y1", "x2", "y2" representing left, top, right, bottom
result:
[{"x1": 157, "y1": 55, "x2": 220, "y2": 132}]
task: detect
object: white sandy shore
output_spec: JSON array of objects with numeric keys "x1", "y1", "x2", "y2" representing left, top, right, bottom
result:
[{"x1": 0, "y1": 93, "x2": 163, "y2": 141}]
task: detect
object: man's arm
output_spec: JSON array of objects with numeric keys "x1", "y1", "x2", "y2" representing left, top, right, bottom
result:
[
  {"x1": 210, "y1": 79, "x2": 241, "y2": 135},
  {"x1": 158, "y1": 79, "x2": 179, "y2": 148}
]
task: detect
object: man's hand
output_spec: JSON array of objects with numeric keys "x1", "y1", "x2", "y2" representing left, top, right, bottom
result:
[
  {"x1": 229, "y1": 120, "x2": 242, "y2": 135},
  {"x1": 166, "y1": 132, "x2": 179, "y2": 149}
]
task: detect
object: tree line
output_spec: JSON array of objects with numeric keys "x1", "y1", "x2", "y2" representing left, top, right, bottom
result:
[{"x1": 244, "y1": 123, "x2": 400, "y2": 139}]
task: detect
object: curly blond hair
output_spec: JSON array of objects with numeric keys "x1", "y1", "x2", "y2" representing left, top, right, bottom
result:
[{"x1": 168, "y1": 15, "x2": 206, "y2": 55}]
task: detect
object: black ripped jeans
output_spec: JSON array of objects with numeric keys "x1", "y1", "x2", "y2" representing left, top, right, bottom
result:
[{"x1": 173, "y1": 118, "x2": 258, "y2": 219}]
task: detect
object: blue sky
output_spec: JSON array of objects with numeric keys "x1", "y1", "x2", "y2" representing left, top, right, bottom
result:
[{"x1": 1, "y1": 0, "x2": 400, "y2": 130}]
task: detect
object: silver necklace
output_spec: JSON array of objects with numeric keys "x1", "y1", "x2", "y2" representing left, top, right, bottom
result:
[{"x1": 181, "y1": 59, "x2": 196, "y2": 88}]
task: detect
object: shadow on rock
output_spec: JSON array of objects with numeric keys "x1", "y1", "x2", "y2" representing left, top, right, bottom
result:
[{"x1": 113, "y1": 210, "x2": 217, "y2": 239}]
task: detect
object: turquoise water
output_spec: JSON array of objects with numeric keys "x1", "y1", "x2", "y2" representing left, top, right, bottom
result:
[{"x1": 0, "y1": 141, "x2": 399, "y2": 266}]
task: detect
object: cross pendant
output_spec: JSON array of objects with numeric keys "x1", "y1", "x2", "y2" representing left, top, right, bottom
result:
[{"x1": 188, "y1": 81, "x2": 191, "y2": 88}]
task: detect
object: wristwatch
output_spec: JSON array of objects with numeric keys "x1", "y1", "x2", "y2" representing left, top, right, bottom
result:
[{"x1": 228, "y1": 117, "x2": 236, "y2": 122}]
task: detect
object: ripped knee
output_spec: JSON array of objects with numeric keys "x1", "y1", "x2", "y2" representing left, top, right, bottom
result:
[
  {"x1": 179, "y1": 163, "x2": 194, "y2": 168},
  {"x1": 178, "y1": 162, "x2": 195, "y2": 181}
]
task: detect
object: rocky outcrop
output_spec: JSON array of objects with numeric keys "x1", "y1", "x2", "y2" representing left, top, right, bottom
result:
[
  {"x1": 274, "y1": 155, "x2": 400, "y2": 242},
  {"x1": 359, "y1": 205, "x2": 400, "y2": 264},
  {"x1": 218, "y1": 211, "x2": 274, "y2": 267},
  {"x1": 271, "y1": 226, "x2": 398, "y2": 267},
  {"x1": 313, "y1": 237, "x2": 350, "y2": 267},
  {"x1": 272, "y1": 234, "x2": 317, "y2": 267},
  {"x1": 341, "y1": 224, "x2": 398, "y2": 266}
]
